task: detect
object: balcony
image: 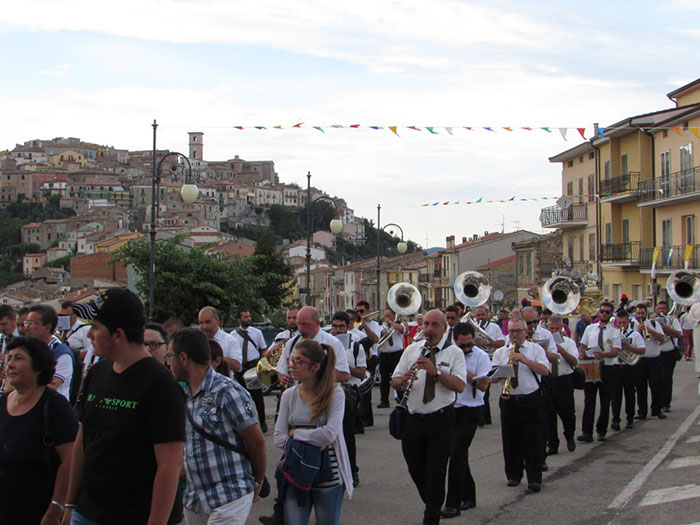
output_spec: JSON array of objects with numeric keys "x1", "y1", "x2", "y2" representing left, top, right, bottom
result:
[
  {"x1": 539, "y1": 203, "x2": 588, "y2": 229},
  {"x1": 637, "y1": 167, "x2": 700, "y2": 207},
  {"x1": 640, "y1": 245, "x2": 700, "y2": 272},
  {"x1": 600, "y1": 242, "x2": 641, "y2": 267},
  {"x1": 600, "y1": 172, "x2": 640, "y2": 204}
]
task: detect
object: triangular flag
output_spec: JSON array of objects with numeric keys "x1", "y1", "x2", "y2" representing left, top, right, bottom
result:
[
  {"x1": 541, "y1": 127, "x2": 552, "y2": 133},
  {"x1": 463, "y1": 127, "x2": 472, "y2": 131},
  {"x1": 422, "y1": 203, "x2": 429, "y2": 207},
  {"x1": 503, "y1": 127, "x2": 513, "y2": 131},
  {"x1": 509, "y1": 196, "x2": 515, "y2": 201},
  {"x1": 234, "y1": 126, "x2": 244, "y2": 130},
  {"x1": 522, "y1": 127, "x2": 532, "y2": 131},
  {"x1": 274, "y1": 125, "x2": 282, "y2": 129},
  {"x1": 431, "y1": 202, "x2": 439, "y2": 206},
  {"x1": 369, "y1": 126, "x2": 382, "y2": 130},
  {"x1": 691, "y1": 127, "x2": 700, "y2": 139},
  {"x1": 254, "y1": 126, "x2": 266, "y2": 130},
  {"x1": 667, "y1": 247, "x2": 674, "y2": 264},
  {"x1": 445, "y1": 127, "x2": 454, "y2": 135},
  {"x1": 313, "y1": 126, "x2": 325, "y2": 133},
  {"x1": 443, "y1": 201, "x2": 449, "y2": 205},
  {"x1": 598, "y1": 127, "x2": 606, "y2": 137},
  {"x1": 672, "y1": 126, "x2": 681, "y2": 135},
  {"x1": 389, "y1": 126, "x2": 399, "y2": 136},
  {"x1": 293, "y1": 122, "x2": 303, "y2": 128},
  {"x1": 559, "y1": 128, "x2": 568, "y2": 141},
  {"x1": 350, "y1": 124, "x2": 361, "y2": 128},
  {"x1": 408, "y1": 126, "x2": 421, "y2": 131},
  {"x1": 476, "y1": 197, "x2": 483, "y2": 203},
  {"x1": 484, "y1": 127, "x2": 494, "y2": 132},
  {"x1": 426, "y1": 127, "x2": 438, "y2": 134},
  {"x1": 577, "y1": 128, "x2": 586, "y2": 140},
  {"x1": 331, "y1": 125, "x2": 343, "y2": 128}
]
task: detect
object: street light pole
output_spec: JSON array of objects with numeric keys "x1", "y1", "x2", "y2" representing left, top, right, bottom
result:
[
  {"x1": 376, "y1": 204, "x2": 381, "y2": 312},
  {"x1": 306, "y1": 171, "x2": 312, "y2": 305}
]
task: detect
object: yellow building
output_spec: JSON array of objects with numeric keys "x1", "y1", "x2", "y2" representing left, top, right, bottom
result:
[
  {"x1": 49, "y1": 150, "x2": 87, "y2": 170},
  {"x1": 545, "y1": 77, "x2": 700, "y2": 305}
]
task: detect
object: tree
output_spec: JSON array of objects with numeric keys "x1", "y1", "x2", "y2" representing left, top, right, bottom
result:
[
  {"x1": 114, "y1": 236, "x2": 266, "y2": 324},
  {"x1": 268, "y1": 204, "x2": 304, "y2": 240},
  {"x1": 250, "y1": 228, "x2": 295, "y2": 310}
]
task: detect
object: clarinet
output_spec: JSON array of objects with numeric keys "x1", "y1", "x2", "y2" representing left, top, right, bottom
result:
[{"x1": 398, "y1": 343, "x2": 432, "y2": 409}]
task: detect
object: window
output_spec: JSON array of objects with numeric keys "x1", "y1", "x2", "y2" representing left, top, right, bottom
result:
[
  {"x1": 622, "y1": 219, "x2": 630, "y2": 243},
  {"x1": 579, "y1": 235, "x2": 584, "y2": 260},
  {"x1": 526, "y1": 252, "x2": 532, "y2": 277},
  {"x1": 621, "y1": 154, "x2": 628, "y2": 176},
  {"x1": 588, "y1": 174, "x2": 594, "y2": 203},
  {"x1": 663, "y1": 129, "x2": 668, "y2": 138},
  {"x1": 680, "y1": 143, "x2": 694, "y2": 191},
  {"x1": 605, "y1": 223, "x2": 612, "y2": 245},
  {"x1": 566, "y1": 181, "x2": 573, "y2": 196},
  {"x1": 662, "y1": 219, "x2": 672, "y2": 247},
  {"x1": 578, "y1": 178, "x2": 584, "y2": 202},
  {"x1": 518, "y1": 254, "x2": 524, "y2": 277},
  {"x1": 632, "y1": 284, "x2": 642, "y2": 301},
  {"x1": 604, "y1": 160, "x2": 611, "y2": 180},
  {"x1": 683, "y1": 215, "x2": 695, "y2": 245},
  {"x1": 589, "y1": 233, "x2": 596, "y2": 260},
  {"x1": 589, "y1": 152, "x2": 595, "y2": 160},
  {"x1": 567, "y1": 160, "x2": 574, "y2": 168},
  {"x1": 579, "y1": 156, "x2": 584, "y2": 163},
  {"x1": 660, "y1": 150, "x2": 671, "y2": 197},
  {"x1": 567, "y1": 240, "x2": 574, "y2": 261}
]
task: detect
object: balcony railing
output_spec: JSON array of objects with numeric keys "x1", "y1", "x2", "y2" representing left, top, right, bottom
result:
[
  {"x1": 640, "y1": 245, "x2": 700, "y2": 270},
  {"x1": 600, "y1": 242, "x2": 641, "y2": 264},
  {"x1": 600, "y1": 172, "x2": 639, "y2": 197},
  {"x1": 637, "y1": 167, "x2": 700, "y2": 203},
  {"x1": 540, "y1": 203, "x2": 588, "y2": 228}
]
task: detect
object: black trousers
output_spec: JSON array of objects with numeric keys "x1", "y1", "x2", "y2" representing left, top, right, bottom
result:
[
  {"x1": 481, "y1": 384, "x2": 492, "y2": 424},
  {"x1": 360, "y1": 355, "x2": 377, "y2": 426},
  {"x1": 379, "y1": 351, "x2": 402, "y2": 404},
  {"x1": 499, "y1": 391, "x2": 543, "y2": 484},
  {"x1": 611, "y1": 364, "x2": 637, "y2": 425},
  {"x1": 539, "y1": 376, "x2": 553, "y2": 458},
  {"x1": 637, "y1": 356, "x2": 663, "y2": 416},
  {"x1": 342, "y1": 391, "x2": 359, "y2": 475},
  {"x1": 660, "y1": 350, "x2": 677, "y2": 408},
  {"x1": 547, "y1": 373, "x2": 576, "y2": 448},
  {"x1": 402, "y1": 405, "x2": 454, "y2": 525},
  {"x1": 446, "y1": 406, "x2": 481, "y2": 508},
  {"x1": 581, "y1": 365, "x2": 617, "y2": 436}
]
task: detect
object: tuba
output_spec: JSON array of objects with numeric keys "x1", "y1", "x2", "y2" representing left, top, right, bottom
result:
[
  {"x1": 666, "y1": 270, "x2": 700, "y2": 307},
  {"x1": 454, "y1": 271, "x2": 491, "y2": 308},
  {"x1": 377, "y1": 282, "x2": 423, "y2": 347},
  {"x1": 541, "y1": 276, "x2": 581, "y2": 315}
]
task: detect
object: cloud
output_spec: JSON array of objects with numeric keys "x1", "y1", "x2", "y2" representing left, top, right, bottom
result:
[{"x1": 39, "y1": 63, "x2": 71, "y2": 77}]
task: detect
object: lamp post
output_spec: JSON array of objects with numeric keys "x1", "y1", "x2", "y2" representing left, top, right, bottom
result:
[
  {"x1": 305, "y1": 171, "x2": 343, "y2": 306},
  {"x1": 149, "y1": 119, "x2": 199, "y2": 319},
  {"x1": 375, "y1": 203, "x2": 408, "y2": 311}
]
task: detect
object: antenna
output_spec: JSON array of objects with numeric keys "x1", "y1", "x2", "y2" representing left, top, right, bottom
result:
[
  {"x1": 423, "y1": 232, "x2": 430, "y2": 247},
  {"x1": 511, "y1": 220, "x2": 520, "y2": 230}
]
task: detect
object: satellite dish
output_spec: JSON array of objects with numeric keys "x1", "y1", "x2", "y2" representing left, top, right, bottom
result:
[
  {"x1": 493, "y1": 290, "x2": 504, "y2": 301},
  {"x1": 556, "y1": 196, "x2": 574, "y2": 209}
]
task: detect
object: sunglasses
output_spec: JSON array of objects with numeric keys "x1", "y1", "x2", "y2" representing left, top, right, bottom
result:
[
  {"x1": 288, "y1": 357, "x2": 315, "y2": 367},
  {"x1": 599, "y1": 310, "x2": 612, "y2": 315}
]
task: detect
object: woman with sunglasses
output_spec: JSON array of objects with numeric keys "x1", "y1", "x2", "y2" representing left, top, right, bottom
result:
[{"x1": 274, "y1": 339, "x2": 353, "y2": 525}]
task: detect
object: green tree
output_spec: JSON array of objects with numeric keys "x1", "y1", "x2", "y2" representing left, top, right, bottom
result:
[
  {"x1": 268, "y1": 204, "x2": 304, "y2": 240},
  {"x1": 250, "y1": 228, "x2": 294, "y2": 310}
]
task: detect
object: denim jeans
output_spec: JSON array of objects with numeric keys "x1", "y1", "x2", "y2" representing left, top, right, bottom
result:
[
  {"x1": 284, "y1": 483, "x2": 344, "y2": 525},
  {"x1": 71, "y1": 510, "x2": 100, "y2": 525}
]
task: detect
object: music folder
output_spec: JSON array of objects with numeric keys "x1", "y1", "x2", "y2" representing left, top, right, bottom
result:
[{"x1": 478, "y1": 365, "x2": 515, "y2": 380}]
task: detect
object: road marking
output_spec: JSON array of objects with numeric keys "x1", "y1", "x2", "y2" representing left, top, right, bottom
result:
[
  {"x1": 669, "y1": 456, "x2": 700, "y2": 469},
  {"x1": 686, "y1": 435, "x2": 700, "y2": 443},
  {"x1": 639, "y1": 484, "x2": 700, "y2": 506},
  {"x1": 609, "y1": 404, "x2": 700, "y2": 509}
]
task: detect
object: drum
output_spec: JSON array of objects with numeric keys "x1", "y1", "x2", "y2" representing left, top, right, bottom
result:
[
  {"x1": 577, "y1": 360, "x2": 601, "y2": 383},
  {"x1": 358, "y1": 370, "x2": 373, "y2": 396},
  {"x1": 243, "y1": 367, "x2": 263, "y2": 390}
]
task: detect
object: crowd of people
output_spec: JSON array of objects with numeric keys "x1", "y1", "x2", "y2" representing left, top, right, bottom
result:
[{"x1": 0, "y1": 288, "x2": 698, "y2": 525}]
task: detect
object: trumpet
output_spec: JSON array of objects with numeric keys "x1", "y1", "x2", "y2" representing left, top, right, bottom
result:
[
  {"x1": 460, "y1": 312, "x2": 497, "y2": 355},
  {"x1": 500, "y1": 344, "x2": 518, "y2": 399}
]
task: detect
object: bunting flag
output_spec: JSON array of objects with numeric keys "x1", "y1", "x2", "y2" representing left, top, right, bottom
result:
[
  {"x1": 651, "y1": 247, "x2": 661, "y2": 279},
  {"x1": 577, "y1": 128, "x2": 586, "y2": 140},
  {"x1": 313, "y1": 126, "x2": 325, "y2": 133},
  {"x1": 692, "y1": 128, "x2": 700, "y2": 139},
  {"x1": 559, "y1": 128, "x2": 568, "y2": 141},
  {"x1": 426, "y1": 127, "x2": 438, "y2": 134},
  {"x1": 667, "y1": 247, "x2": 675, "y2": 265},
  {"x1": 389, "y1": 126, "x2": 399, "y2": 136},
  {"x1": 685, "y1": 245, "x2": 695, "y2": 269}
]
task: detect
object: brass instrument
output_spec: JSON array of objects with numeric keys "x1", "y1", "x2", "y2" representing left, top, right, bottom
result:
[
  {"x1": 500, "y1": 344, "x2": 518, "y2": 399},
  {"x1": 541, "y1": 276, "x2": 581, "y2": 315},
  {"x1": 355, "y1": 311, "x2": 380, "y2": 329},
  {"x1": 454, "y1": 271, "x2": 491, "y2": 308},
  {"x1": 640, "y1": 320, "x2": 651, "y2": 341},
  {"x1": 618, "y1": 329, "x2": 641, "y2": 366},
  {"x1": 666, "y1": 270, "x2": 700, "y2": 306},
  {"x1": 461, "y1": 312, "x2": 497, "y2": 355},
  {"x1": 256, "y1": 337, "x2": 287, "y2": 385},
  {"x1": 377, "y1": 282, "x2": 423, "y2": 347}
]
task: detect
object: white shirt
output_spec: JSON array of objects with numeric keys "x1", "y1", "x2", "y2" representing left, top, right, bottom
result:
[
  {"x1": 339, "y1": 333, "x2": 368, "y2": 387},
  {"x1": 620, "y1": 327, "x2": 645, "y2": 365},
  {"x1": 479, "y1": 320, "x2": 506, "y2": 344},
  {"x1": 681, "y1": 312, "x2": 698, "y2": 331},
  {"x1": 455, "y1": 346, "x2": 491, "y2": 408},
  {"x1": 638, "y1": 319, "x2": 662, "y2": 358},
  {"x1": 276, "y1": 329, "x2": 351, "y2": 377},
  {"x1": 49, "y1": 335, "x2": 73, "y2": 401},
  {"x1": 580, "y1": 322, "x2": 622, "y2": 365},
  {"x1": 391, "y1": 335, "x2": 467, "y2": 415},
  {"x1": 377, "y1": 321, "x2": 403, "y2": 353},
  {"x1": 658, "y1": 317, "x2": 681, "y2": 352},
  {"x1": 274, "y1": 329, "x2": 299, "y2": 344},
  {"x1": 213, "y1": 328, "x2": 241, "y2": 362},
  {"x1": 552, "y1": 335, "x2": 578, "y2": 376},
  {"x1": 492, "y1": 340, "x2": 549, "y2": 396},
  {"x1": 230, "y1": 325, "x2": 267, "y2": 364},
  {"x1": 64, "y1": 320, "x2": 92, "y2": 354}
]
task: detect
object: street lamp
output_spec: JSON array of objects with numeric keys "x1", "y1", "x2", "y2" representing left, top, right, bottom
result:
[
  {"x1": 149, "y1": 120, "x2": 199, "y2": 319},
  {"x1": 375, "y1": 203, "x2": 408, "y2": 311},
  {"x1": 305, "y1": 171, "x2": 343, "y2": 306}
]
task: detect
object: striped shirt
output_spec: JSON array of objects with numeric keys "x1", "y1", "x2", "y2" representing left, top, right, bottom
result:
[{"x1": 183, "y1": 367, "x2": 259, "y2": 513}]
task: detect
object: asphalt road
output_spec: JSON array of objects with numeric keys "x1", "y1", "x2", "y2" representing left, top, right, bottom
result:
[{"x1": 249, "y1": 359, "x2": 700, "y2": 524}]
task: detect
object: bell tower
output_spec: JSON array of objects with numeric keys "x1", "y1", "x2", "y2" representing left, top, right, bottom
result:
[{"x1": 188, "y1": 132, "x2": 203, "y2": 161}]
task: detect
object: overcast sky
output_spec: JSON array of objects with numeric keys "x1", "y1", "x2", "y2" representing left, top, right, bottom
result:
[{"x1": 2, "y1": 1, "x2": 699, "y2": 248}]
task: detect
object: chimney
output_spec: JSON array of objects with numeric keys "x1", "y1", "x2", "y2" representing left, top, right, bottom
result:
[
  {"x1": 462, "y1": 237, "x2": 467, "y2": 244},
  {"x1": 446, "y1": 235, "x2": 455, "y2": 249},
  {"x1": 593, "y1": 123, "x2": 599, "y2": 137}
]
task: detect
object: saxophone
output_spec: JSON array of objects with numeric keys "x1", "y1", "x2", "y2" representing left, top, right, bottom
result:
[{"x1": 500, "y1": 344, "x2": 518, "y2": 399}]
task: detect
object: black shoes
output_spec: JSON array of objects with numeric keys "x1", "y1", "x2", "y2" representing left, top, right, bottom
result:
[
  {"x1": 460, "y1": 500, "x2": 475, "y2": 510},
  {"x1": 541, "y1": 461, "x2": 548, "y2": 472},
  {"x1": 663, "y1": 405, "x2": 671, "y2": 413},
  {"x1": 635, "y1": 414, "x2": 647, "y2": 420},
  {"x1": 260, "y1": 421, "x2": 268, "y2": 433},
  {"x1": 546, "y1": 446, "x2": 558, "y2": 456},
  {"x1": 259, "y1": 514, "x2": 284, "y2": 525},
  {"x1": 566, "y1": 438, "x2": 576, "y2": 451},
  {"x1": 352, "y1": 472, "x2": 360, "y2": 488},
  {"x1": 376, "y1": 401, "x2": 390, "y2": 408},
  {"x1": 652, "y1": 411, "x2": 668, "y2": 419},
  {"x1": 577, "y1": 434, "x2": 593, "y2": 443},
  {"x1": 611, "y1": 422, "x2": 621, "y2": 431},
  {"x1": 626, "y1": 421, "x2": 634, "y2": 429},
  {"x1": 507, "y1": 478, "x2": 521, "y2": 487},
  {"x1": 597, "y1": 434, "x2": 607, "y2": 442},
  {"x1": 527, "y1": 482, "x2": 541, "y2": 493},
  {"x1": 440, "y1": 507, "x2": 461, "y2": 519}
]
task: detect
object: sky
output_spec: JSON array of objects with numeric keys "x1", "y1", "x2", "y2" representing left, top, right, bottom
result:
[{"x1": 1, "y1": 0, "x2": 699, "y2": 249}]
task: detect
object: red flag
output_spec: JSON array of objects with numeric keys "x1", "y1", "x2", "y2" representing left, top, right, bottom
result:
[
  {"x1": 234, "y1": 126, "x2": 244, "y2": 130},
  {"x1": 293, "y1": 122, "x2": 303, "y2": 128},
  {"x1": 577, "y1": 128, "x2": 586, "y2": 139},
  {"x1": 350, "y1": 124, "x2": 361, "y2": 128},
  {"x1": 408, "y1": 126, "x2": 421, "y2": 131}
]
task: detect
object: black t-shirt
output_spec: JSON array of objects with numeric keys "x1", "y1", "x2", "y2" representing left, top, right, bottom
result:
[
  {"x1": 0, "y1": 388, "x2": 78, "y2": 524},
  {"x1": 77, "y1": 357, "x2": 185, "y2": 524}
]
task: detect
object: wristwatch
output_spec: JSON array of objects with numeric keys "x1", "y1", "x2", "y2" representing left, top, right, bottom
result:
[{"x1": 434, "y1": 368, "x2": 442, "y2": 380}]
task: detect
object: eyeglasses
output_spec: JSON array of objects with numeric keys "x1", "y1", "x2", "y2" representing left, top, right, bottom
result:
[
  {"x1": 145, "y1": 341, "x2": 166, "y2": 351},
  {"x1": 509, "y1": 328, "x2": 525, "y2": 333},
  {"x1": 288, "y1": 357, "x2": 314, "y2": 367},
  {"x1": 164, "y1": 353, "x2": 177, "y2": 363},
  {"x1": 525, "y1": 320, "x2": 538, "y2": 325},
  {"x1": 356, "y1": 309, "x2": 365, "y2": 314},
  {"x1": 599, "y1": 310, "x2": 612, "y2": 315},
  {"x1": 458, "y1": 342, "x2": 474, "y2": 349},
  {"x1": 23, "y1": 320, "x2": 39, "y2": 327},
  {"x1": 331, "y1": 324, "x2": 346, "y2": 330}
]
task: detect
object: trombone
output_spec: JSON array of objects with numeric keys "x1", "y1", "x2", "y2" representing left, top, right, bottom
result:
[{"x1": 377, "y1": 282, "x2": 423, "y2": 347}]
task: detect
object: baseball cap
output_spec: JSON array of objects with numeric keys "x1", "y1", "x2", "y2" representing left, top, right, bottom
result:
[{"x1": 72, "y1": 288, "x2": 145, "y2": 332}]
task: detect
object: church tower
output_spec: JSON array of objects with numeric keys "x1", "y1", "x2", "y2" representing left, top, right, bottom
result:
[{"x1": 188, "y1": 132, "x2": 203, "y2": 161}]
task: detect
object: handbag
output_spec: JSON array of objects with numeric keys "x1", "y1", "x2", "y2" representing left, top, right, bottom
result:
[
  {"x1": 41, "y1": 393, "x2": 61, "y2": 475},
  {"x1": 185, "y1": 409, "x2": 270, "y2": 498},
  {"x1": 388, "y1": 406, "x2": 406, "y2": 440},
  {"x1": 572, "y1": 367, "x2": 586, "y2": 390}
]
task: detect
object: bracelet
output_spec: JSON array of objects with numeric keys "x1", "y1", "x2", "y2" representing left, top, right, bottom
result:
[
  {"x1": 255, "y1": 480, "x2": 264, "y2": 488},
  {"x1": 50, "y1": 500, "x2": 64, "y2": 512},
  {"x1": 64, "y1": 503, "x2": 76, "y2": 509}
]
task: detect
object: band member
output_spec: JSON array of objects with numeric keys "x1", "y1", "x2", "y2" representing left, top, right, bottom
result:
[
  {"x1": 612, "y1": 310, "x2": 646, "y2": 429},
  {"x1": 231, "y1": 310, "x2": 269, "y2": 433},
  {"x1": 442, "y1": 323, "x2": 490, "y2": 518},
  {"x1": 331, "y1": 311, "x2": 367, "y2": 488},
  {"x1": 407, "y1": 313, "x2": 425, "y2": 344},
  {"x1": 198, "y1": 306, "x2": 240, "y2": 373},
  {"x1": 545, "y1": 314, "x2": 578, "y2": 453},
  {"x1": 540, "y1": 308, "x2": 552, "y2": 327},
  {"x1": 376, "y1": 308, "x2": 405, "y2": 408},
  {"x1": 473, "y1": 306, "x2": 506, "y2": 426},
  {"x1": 635, "y1": 303, "x2": 666, "y2": 420},
  {"x1": 350, "y1": 304, "x2": 379, "y2": 427},
  {"x1": 491, "y1": 318, "x2": 549, "y2": 492},
  {"x1": 577, "y1": 302, "x2": 621, "y2": 442},
  {"x1": 444, "y1": 305, "x2": 460, "y2": 345},
  {"x1": 391, "y1": 309, "x2": 466, "y2": 525},
  {"x1": 655, "y1": 301, "x2": 682, "y2": 412}
]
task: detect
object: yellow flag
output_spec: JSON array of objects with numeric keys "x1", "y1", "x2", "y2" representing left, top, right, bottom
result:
[
  {"x1": 691, "y1": 127, "x2": 700, "y2": 139},
  {"x1": 685, "y1": 244, "x2": 695, "y2": 263},
  {"x1": 389, "y1": 126, "x2": 399, "y2": 137},
  {"x1": 652, "y1": 247, "x2": 661, "y2": 263}
]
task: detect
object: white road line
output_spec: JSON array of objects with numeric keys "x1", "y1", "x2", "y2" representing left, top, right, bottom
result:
[
  {"x1": 686, "y1": 435, "x2": 700, "y2": 443},
  {"x1": 669, "y1": 456, "x2": 700, "y2": 469},
  {"x1": 609, "y1": 404, "x2": 700, "y2": 509},
  {"x1": 639, "y1": 484, "x2": 700, "y2": 506}
]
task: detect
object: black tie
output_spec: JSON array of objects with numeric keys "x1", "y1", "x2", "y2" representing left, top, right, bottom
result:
[
  {"x1": 598, "y1": 325, "x2": 605, "y2": 354},
  {"x1": 511, "y1": 345, "x2": 521, "y2": 389},
  {"x1": 446, "y1": 327, "x2": 453, "y2": 345},
  {"x1": 422, "y1": 347, "x2": 438, "y2": 403},
  {"x1": 242, "y1": 334, "x2": 249, "y2": 365}
]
